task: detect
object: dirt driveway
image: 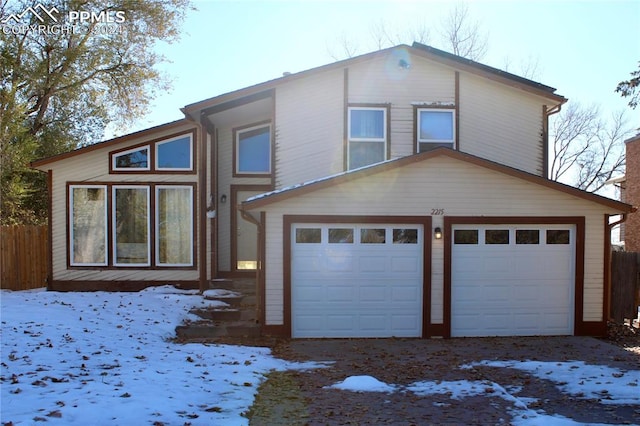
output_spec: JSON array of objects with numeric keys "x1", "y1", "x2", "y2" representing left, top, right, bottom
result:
[{"x1": 247, "y1": 336, "x2": 640, "y2": 425}]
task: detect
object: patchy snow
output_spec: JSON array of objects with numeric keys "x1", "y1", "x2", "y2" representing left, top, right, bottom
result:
[
  {"x1": 0, "y1": 286, "x2": 319, "y2": 425},
  {"x1": 202, "y1": 288, "x2": 240, "y2": 299},
  {"x1": 327, "y1": 375, "x2": 396, "y2": 393}
]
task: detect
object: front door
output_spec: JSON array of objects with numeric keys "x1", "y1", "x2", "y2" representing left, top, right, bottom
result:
[{"x1": 232, "y1": 186, "x2": 270, "y2": 271}]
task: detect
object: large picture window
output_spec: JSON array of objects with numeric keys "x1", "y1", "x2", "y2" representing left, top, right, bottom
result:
[
  {"x1": 70, "y1": 185, "x2": 107, "y2": 266},
  {"x1": 236, "y1": 124, "x2": 271, "y2": 175},
  {"x1": 348, "y1": 107, "x2": 387, "y2": 170},
  {"x1": 113, "y1": 186, "x2": 150, "y2": 266},
  {"x1": 156, "y1": 135, "x2": 192, "y2": 170},
  {"x1": 68, "y1": 183, "x2": 194, "y2": 268},
  {"x1": 417, "y1": 108, "x2": 455, "y2": 152},
  {"x1": 156, "y1": 186, "x2": 193, "y2": 266},
  {"x1": 109, "y1": 131, "x2": 195, "y2": 173}
]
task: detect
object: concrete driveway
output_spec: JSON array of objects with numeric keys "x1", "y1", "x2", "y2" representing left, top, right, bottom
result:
[{"x1": 248, "y1": 336, "x2": 640, "y2": 425}]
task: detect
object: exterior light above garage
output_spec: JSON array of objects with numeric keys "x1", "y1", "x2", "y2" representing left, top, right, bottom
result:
[{"x1": 434, "y1": 227, "x2": 443, "y2": 240}]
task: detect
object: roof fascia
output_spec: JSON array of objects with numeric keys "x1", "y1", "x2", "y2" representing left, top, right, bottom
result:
[
  {"x1": 242, "y1": 148, "x2": 633, "y2": 213},
  {"x1": 31, "y1": 119, "x2": 193, "y2": 169}
]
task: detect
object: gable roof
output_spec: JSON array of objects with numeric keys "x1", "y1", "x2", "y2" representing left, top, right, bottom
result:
[
  {"x1": 241, "y1": 148, "x2": 634, "y2": 214},
  {"x1": 31, "y1": 119, "x2": 194, "y2": 169},
  {"x1": 183, "y1": 43, "x2": 566, "y2": 116}
]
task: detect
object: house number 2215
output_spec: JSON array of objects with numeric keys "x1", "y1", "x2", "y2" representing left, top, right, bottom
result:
[{"x1": 431, "y1": 209, "x2": 445, "y2": 215}]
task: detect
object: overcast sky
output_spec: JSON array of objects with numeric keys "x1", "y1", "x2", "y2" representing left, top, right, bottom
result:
[{"x1": 124, "y1": 0, "x2": 640, "y2": 135}]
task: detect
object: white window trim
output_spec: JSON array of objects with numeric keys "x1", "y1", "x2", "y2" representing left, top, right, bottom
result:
[
  {"x1": 235, "y1": 123, "x2": 272, "y2": 175},
  {"x1": 417, "y1": 108, "x2": 456, "y2": 145},
  {"x1": 155, "y1": 185, "x2": 194, "y2": 267},
  {"x1": 155, "y1": 134, "x2": 193, "y2": 171},
  {"x1": 112, "y1": 145, "x2": 150, "y2": 171},
  {"x1": 69, "y1": 185, "x2": 108, "y2": 266},
  {"x1": 112, "y1": 185, "x2": 151, "y2": 267},
  {"x1": 347, "y1": 107, "x2": 388, "y2": 170}
]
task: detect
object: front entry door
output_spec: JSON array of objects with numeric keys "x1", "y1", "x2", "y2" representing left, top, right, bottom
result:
[{"x1": 232, "y1": 186, "x2": 270, "y2": 271}]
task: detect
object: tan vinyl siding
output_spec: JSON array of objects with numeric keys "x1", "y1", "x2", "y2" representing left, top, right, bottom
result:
[
  {"x1": 349, "y1": 54, "x2": 455, "y2": 159},
  {"x1": 275, "y1": 68, "x2": 344, "y2": 187},
  {"x1": 46, "y1": 123, "x2": 199, "y2": 282},
  {"x1": 257, "y1": 157, "x2": 612, "y2": 326},
  {"x1": 459, "y1": 72, "x2": 546, "y2": 175}
]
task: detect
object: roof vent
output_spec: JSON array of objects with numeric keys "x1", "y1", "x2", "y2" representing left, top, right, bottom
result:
[{"x1": 282, "y1": 72, "x2": 291, "y2": 77}]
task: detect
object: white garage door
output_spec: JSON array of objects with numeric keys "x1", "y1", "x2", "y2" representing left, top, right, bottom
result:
[
  {"x1": 292, "y1": 224, "x2": 423, "y2": 338},
  {"x1": 452, "y1": 224, "x2": 575, "y2": 337}
]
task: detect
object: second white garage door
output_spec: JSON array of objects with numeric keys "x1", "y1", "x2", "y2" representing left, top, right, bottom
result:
[
  {"x1": 291, "y1": 224, "x2": 423, "y2": 338},
  {"x1": 451, "y1": 224, "x2": 575, "y2": 337}
]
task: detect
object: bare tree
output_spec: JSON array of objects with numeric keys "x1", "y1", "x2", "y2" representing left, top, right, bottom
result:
[
  {"x1": 550, "y1": 103, "x2": 630, "y2": 193},
  {"x1": 440, "y1": 2, "x2": 488, "y2": 61}
]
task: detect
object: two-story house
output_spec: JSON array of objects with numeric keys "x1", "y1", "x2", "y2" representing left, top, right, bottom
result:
[{"x1": 32, "y1": 43, "x2": 634, "y2": 338}]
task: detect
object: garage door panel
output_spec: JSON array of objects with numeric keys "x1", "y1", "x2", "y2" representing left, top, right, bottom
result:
[
  {"x1": 452, "y1": 224, "x2": 574, "y2": 337},
  {"x1": 292, "y1": 223, "x2": 423, "y2": 338}
]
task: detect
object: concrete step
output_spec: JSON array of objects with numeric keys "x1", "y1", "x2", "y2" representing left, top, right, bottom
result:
[
  {"x1": 190, "y1": 308, "x2": 257, "y2": 322},
  {"x1": 176, "y1": 321, "x2": 261, "y2": 340},
  {"x1": 209, "y1": 279, "x2": 256, "y2": 295}
]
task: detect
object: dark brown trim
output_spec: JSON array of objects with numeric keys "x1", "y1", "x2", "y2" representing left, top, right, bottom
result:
[
  {"x1": 542, "y1": 105, "x2": 549, "y2": 178},
  {"x1": 230, "y1": 185, "x2": 272, "y2": 273},
  {"x1": 65, "y1": 181, "x2": 198, "y2": 270},
  {"x1": 32, "y1": 120, "x2": 194, "y2": 168},
  {"x1": 270, "y1": 92, "x2": 277, "y2": 190},
  {"x1": 575, "y1": 322, "x2": 607, "y2": 337},
  {"x1": 232, "y1": 120, "x2": 273, "y2": 178},
  {"x1": 48, "y1": 280, "x2": 199, "y2": 292},
  {"x1": 108, "y1": 129, "x2": 197, "y2": 175},
  {"x1": 197, "y1": 120, "x2": 207, "y2": 292},
  {"x1": 455, "y1": 71, "x2": 460, "y2": 151},
  {"x1": 243, "y1": 148, "x2": 634, "y2": 214},
  {"x1": 257, "y1": 211, "x2": 266, "y2": 329},
  {"x1": 603, "y1": 215, "x2": 612, "y2": 322},
  {"x1": 343, "y1": 68, "x2": 349, "y2": 171},
  {"x1": 443, "y1": 216, "x2": 586, "y2": 338},
  {"x1": 46, "y1": 170, "x2": 53, "y2": 289},
  {"x1": 282, "y1": 214, "x2": 432, "y2": 338}
]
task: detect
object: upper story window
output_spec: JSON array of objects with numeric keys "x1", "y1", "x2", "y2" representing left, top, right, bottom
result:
[
  {"x1": 113, "y1": 146, "x2": 150, "y2": 171},
  {"x1": 156, "y1": 135, "x2": 192, "y2": 170},
  {"x1": 109, "y1": 130, "x2": 195, "y2": 174},
  {"x1": 348, "y1": 106, "x2": 388, "y2": 170},
  {"x1": 417, "y1": 108, "x2": 455, "y2": 152},
  {"x1": 235, "y1": 123, "x2": 271, "y2": 176}
]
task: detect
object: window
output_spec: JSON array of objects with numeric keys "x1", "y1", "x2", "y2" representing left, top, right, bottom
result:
[
  {"x1": 236, "y1": 124, "x2": 271, "y2": 175},
  {"x1": 113, "y1": 186, "x2": 150, "y2": 266},
  {"x1": 156, "y1": 135, "x2": 192, "y2": 170},
  {"x1": 516, "y1": 230, "x2": 540, "y2": 244},
  {"x1": 454, "y1": 229, "x2": 478, "y2": 244},
  {"x1": 361, "y1": 228, "x2": 386, "y2": 243},
  {"x1": 485, "y1": 230, "x2": 509, "y2": 245},
  {"x1": 417, "y1": 108, "x2": 455, "y2": 152},
  {"x1": 348, "y1": 107, "x2": 387, "y2": 170},
  {"x1": 329, "y1": 228, "x2": 354, "y2": 243},
  {"x1": 70, "y1": 186, "x2": 107, "y2": 266},
  {"x1": 547, "y1": 230, "x2": 570, "y2": 244},
  {"x1": 113, "y1": 146, "x2": 149, "y2": 170},
  {"x1": 296, "y1": 228, "x2": 321, "y2": 244},
  {"x1": 68, "y1": 183, "x2": 194, "y2": 268},
  {"x1": 156, "y1": 186, "x2": 193, "y2": 266},
  {"x1": 393, "y1": 229, "x2": 418, "y2": 244}
]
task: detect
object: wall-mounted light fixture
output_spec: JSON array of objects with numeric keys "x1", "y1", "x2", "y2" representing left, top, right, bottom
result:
[
  {"x1": 220, "y1": 194, "x2": 227, "y2": 204},
  {"x1": 434, "y1": 227, "x2": 442, "y2": 240}
]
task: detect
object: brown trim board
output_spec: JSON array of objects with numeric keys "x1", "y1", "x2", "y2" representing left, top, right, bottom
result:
[
  {"x1": 282, "y1": 215, "x2": 432, "y2": 338},
  {"x1": 443, "y1": 216, "x2": 587, "y2": 338}
]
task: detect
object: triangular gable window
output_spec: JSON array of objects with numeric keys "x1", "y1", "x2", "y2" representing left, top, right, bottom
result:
[{"x1": 112, "y1": 146, "x2": 150, "y2": 171}]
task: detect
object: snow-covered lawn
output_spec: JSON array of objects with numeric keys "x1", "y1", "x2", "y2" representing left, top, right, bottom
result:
[
  {"x1": 0, "y1": 286, "x2": 318, "y2": 425},
  {"x1": 2, "y1": 286, "x2": 639, "y2": 425}
]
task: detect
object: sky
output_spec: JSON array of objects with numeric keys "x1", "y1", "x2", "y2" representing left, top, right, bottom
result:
[
  {"x1": 2, "y1": 286, "x2": 639, "y2": 424},
  {"x1": 125, "y1": 0, "x2": 640, "y2": 135}
]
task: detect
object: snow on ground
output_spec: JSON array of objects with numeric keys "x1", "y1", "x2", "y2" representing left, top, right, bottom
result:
[
  {"x1": 0, "y1": 286, "x2": 319, "y2": 425},
  {"x1": 326, "y1": 375, "x2": 397, "y2": 393}
]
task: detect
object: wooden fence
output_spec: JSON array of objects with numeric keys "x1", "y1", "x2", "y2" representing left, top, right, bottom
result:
[
  {"x1": 1, "y1": 225, "x2": 48, "y2": 291},
  {"x1": 611, "y1": 251, "x2": 640, "y2": 323}
]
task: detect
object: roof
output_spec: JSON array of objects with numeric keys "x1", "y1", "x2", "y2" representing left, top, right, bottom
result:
[
  {"x1": 241, "y1": 148, "x2": 634, "y2": 214},
  {"x1": 184, "y1": 43, "x2": 567, "y2": 115},
  {"x1": 31, "y1": 119, "x2": 194, "y2": 168}
]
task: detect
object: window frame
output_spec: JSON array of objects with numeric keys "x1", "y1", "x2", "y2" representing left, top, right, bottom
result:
[
  {"x1": 66, "y1": 182, "x2": 196, "y2": 270},
  {"x1": 415, "y1": 107, "x2": 456, "y2": 152},
  {"x1": 346, "y1": 105, "x2": 390, "y2": 171},
  {"x1": 233, "y1": 121, "x2": 273, "y2": 177},
  {"x1": 69, "y1": 185, "x2": 108, "y2": 267},
  {"x1": 155, "y1": 185, "x2": 194, "y2": 267},
  {"x1": 155, "y1": 134, "x2": 193, "y2": 171},
  {"x1": 112, "y1": 185, "x2": 151, "y2": 267},
  {"x1": 109, "y1": 130, "x2": 196, "y2": 174}
]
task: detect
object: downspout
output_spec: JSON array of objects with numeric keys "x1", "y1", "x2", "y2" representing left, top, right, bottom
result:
[
  {"x1": 183, "y1": 111, "x2": 208, "y2": 294},
  {"x1": 543, "y1": 102, "x2": 563, "y2": 179},
  {"x1": 239, "y1": 207, "x2": 264, "y2": 329}
]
